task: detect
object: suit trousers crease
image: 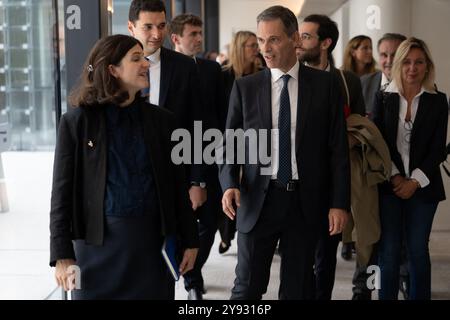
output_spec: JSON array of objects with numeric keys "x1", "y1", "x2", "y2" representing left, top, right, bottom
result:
[{"x1": 231, "y1": 186, "x2": 318, "y2": 300}]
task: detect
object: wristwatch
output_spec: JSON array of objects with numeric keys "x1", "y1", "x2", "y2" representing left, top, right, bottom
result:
[{"x1": 191, "y1": 181, "x2": 206, "y2": 188}]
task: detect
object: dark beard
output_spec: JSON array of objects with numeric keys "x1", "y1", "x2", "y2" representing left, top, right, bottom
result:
[{"x1": 298, "y1": 47, "x2": 321, "y2": 66}]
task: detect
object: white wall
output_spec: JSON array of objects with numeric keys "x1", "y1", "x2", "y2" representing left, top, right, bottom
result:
[
  {"x1": 412, "y1": 0, "x2": 450, "y2": 95},
  {"x1": 219, "y1": 0, "x2": 304, "y2": 52},
  {"x1": 330, "y1": 0, "x2": 450, "y2": 95},
  {"x1": 330, "y1": 0, "x2": 412, "y2": 71}
]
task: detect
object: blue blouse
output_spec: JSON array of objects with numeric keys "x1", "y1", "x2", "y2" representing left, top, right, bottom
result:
[{"x1": 104, "y1": 100, "x2": 159, "y2": 217}]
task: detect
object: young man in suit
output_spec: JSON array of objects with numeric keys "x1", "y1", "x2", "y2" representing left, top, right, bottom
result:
[
  {"x1": 361, "y1": 33, "x2": 407, "y2": 116},
  {"x1": 219, "y1": 6, "x2": 350, "y2": 299},
  {"x1": 128, "y1": 0, "x2": 207, "y2": 211},
  {"x1": 169, "y1": 13, "x2": 223, "y2": 300},
  {"x1": 296, "y1": 14, "x2": 365, "y2": 300}
]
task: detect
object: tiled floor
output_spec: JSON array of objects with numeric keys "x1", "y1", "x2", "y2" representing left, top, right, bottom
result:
[{"x1": 1, "y1": 150, "x2": 449, "y2": 300}]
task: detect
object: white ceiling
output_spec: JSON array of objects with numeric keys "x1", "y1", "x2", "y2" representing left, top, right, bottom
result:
[{"x1": 298, "y1": 0, "x2": 348, "y2": 18}]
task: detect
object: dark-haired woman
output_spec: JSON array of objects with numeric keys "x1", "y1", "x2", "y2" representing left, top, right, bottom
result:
[{"x1": 49, "y1": 34, "x2": 198, "y2": 300}]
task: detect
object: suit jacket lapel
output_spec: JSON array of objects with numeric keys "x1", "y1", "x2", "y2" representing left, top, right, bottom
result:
[
  {"x1": 159, "y1": 47, "x2": 172, "y2": 107},
  {"x1": 385, "y1": 93, "x2": 400, "y2": 147},
  {"x1": 385, "y1": 93, "x2": 406, "y2": 174},
  {"x1": 374, "y1": 72, "x2": 382, "y2": 94},
  {"x1": 296, "y1": 64, "x2": 312, "y2": 155},
  {"x1": 257, "y1": 69, "x2": 272, "y2": 130},
  {"x1": 411, "y1": 93, "x2": 429, "y2": 136}
]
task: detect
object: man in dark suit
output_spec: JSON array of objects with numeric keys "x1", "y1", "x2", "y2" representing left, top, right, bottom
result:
[
  {"x1": 361, "y1": 33, "x2": 406, "y2": 116},
  {"x1": 296, "y1": 14, "x2": 365, "y2": 300},
  {"x1": 169, "y1": 13, "x2": 223, "y2": 300},
  {"x1": 128, "y1": 0, "x2": 206, "y2": 210},
  {"x1": 219, "y1": 6, "x2": 350, "y2": 300}
]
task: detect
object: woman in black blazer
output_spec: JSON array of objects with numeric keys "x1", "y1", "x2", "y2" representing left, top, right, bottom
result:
[
  {"x1": 50, "y1": 34, "x2": 199, "y2": 299},
  {"x1": 372, "y1": 37, "x2": 448, "y2": 300}
]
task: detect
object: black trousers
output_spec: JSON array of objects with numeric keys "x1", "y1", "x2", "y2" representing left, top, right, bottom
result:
[
  {"x1": 183, "y1": 173, "x2": 222, "y2": 291},
  {"x1": 313, "y1": 233, "x2": 341, "y2": 300},
  {"x1": 231, "y1": 186, "x2": 318, "y2": 300}
]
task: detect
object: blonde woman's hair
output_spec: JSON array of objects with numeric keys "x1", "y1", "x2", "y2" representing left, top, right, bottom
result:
[
  {"x1": 342, "y1": 35, "x2": 376, "y2": 76},
  {"x1": 391, "y1": 37, "x2": 436, "y2": 93},
  {"x1": 225, "y1": 31, "x2": 259, "y2": 79}
]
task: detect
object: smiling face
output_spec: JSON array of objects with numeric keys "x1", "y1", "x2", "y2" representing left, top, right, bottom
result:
[
  {"x1": 109, "y1": 44, "x2": 150, "y2": 97},
  {"x1": 378, "y1": 39, "x2": 403, "y2": 79},
  {"x1": 128, "y1": 11, "x2": 167, "y2": 56},
  {"x1": 257, "y1": 18, "x2": 299, "y2": 72},
  {"x1": 401, "y1": 47, "x2": 428, "y2": 87}
]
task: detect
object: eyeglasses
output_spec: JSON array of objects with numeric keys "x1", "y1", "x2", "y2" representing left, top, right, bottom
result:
[
  {"x1": 403, "y1": 120, "x2": 413, "y2": 143},
  {"x1": 300, "y1": 33, "x2": 319, "y2": 41}
]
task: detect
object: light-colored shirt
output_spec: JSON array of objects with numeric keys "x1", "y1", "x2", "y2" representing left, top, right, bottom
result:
[
  {"x1": 304, "y1": 61, "x2": 331, "y2": 72},
  {"x1": 270, "y1": 60, "x2": 299, "y2": 180},
  {"x1": 385, "y1": 81, "x2": 437, "y2": 187},
  {"x1": 147, "y1": 48, "x2": 161, "y2": 106},
  {"x1": 380, "y1": 72, "x2": 390, "y2": 90}
]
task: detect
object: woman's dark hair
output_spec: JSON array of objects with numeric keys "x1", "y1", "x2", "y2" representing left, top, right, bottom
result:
[{"x1": 69, "y1": 34, "x2": 143, "y2": 107}]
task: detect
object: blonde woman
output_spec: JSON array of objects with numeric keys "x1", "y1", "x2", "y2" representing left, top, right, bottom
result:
[
  {"x1": 343, "y1": 35, "x2": 377, "y2": 77},
  {"x1": 372, "y1": 37, "x2": 448, "y2": 300}
]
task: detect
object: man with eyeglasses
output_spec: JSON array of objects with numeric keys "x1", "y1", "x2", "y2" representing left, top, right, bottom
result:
[{"x1": 296, "y1": 14, "x2": 365, "y2": 300}]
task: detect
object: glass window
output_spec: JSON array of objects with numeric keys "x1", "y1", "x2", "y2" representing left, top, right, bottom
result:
[
  {"x1": 9, "y1": 30, "x2": 27, "y2": 47},
  {"x1": 0, "y1": 0, "x2": 58, "y2": 300}
]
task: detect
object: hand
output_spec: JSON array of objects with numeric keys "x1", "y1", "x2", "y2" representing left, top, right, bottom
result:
[
  {"x1": 390, "y1": 174, "x2": 406, "y2": 189},
  {"x1": 189, "y1": 186, "x2": 207, "y2": 211},
  {"x1": 328, "y1": 208, "x2": 349, "y2": 235},
  {"x1": 222, "y1": 188, "x2": 240, "y2": 220},
  {"x1": 55, "y1": 259, "x2": 77, "y2": 291},
  {"x1": 179, "y1": 248, "x2": 198, "y2": 275},
  {"x1": 393, "y1": 179, "x2": 419, "y2": 199}
]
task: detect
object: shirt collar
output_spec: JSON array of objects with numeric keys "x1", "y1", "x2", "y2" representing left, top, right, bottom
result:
[
  {"x1": 270, "y1": 60, "x2": 299, "y2": 83},
  {"x1": 381, "y1": 72, "x2": 390, "y2": 87},
  {"x1": 304, "y1": 61, "x2": 330, "y2": 72},
  {"x1": 147, "y1": 48, "x2": 161, "y2": 65},
  {"x1": 385, "y1": 80, "x2": 437, "y2": 96}
]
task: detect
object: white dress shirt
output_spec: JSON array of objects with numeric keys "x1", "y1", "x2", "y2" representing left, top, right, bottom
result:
[
  {"x1": 385, "y1": 81, "x2": 437, "y2": 187},
  {"x1": 270, "y1": 60, "x2": 299, "y2": 180},
  {"x1": 147, "y1": 48, "x2": 161, "y2": 106},
  {"x1": 380, "y1": 72, "x2": 390, "y2": 90}
]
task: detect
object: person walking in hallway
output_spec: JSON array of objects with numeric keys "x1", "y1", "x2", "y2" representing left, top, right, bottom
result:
[
  {"x1": 50, "y1": 35, "x2": 199, "y2": 300},
  {"x1": 218, "y1": 30, "x2": 264, "y2": 255},
  {"x1": 296, "y1": 14, "x2": 365, "y2": 300},
  {"x1": 127, "y1": 0, "x2": 207, "y2": 214},
  {"x1": 219, "y1": 6, "x2": 350, "y2": 300},
  {"x1": 372, "y1": 37, "x2": 448, "y2": 300},
  {"x1": 169, "y1": 13, "x2": 223, "y2": 300}
]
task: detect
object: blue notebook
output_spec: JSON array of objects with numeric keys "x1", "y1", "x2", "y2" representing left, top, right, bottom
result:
[{"x1": 161, "y1": 235, "x2": 180, "y2": 281}]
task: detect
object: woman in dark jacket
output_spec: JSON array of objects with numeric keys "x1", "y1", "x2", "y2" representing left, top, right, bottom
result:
[
  {"x1": 372, "y1": 37, "x2": 447, "y2": 300},
  {"x1": 50, "y1": 34, "x2": 199, "y2": 299}
]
